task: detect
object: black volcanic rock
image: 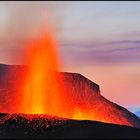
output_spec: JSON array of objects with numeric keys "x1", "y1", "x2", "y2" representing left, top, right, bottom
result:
[
  {"x1": 0, "y1": 64, "x2": 140, "y2": 129},
  {"x1": 0, "y1": 113, "x2": 140, "y2": 139}
]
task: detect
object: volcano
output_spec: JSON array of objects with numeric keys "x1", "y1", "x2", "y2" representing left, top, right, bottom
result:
[{"x1": 0, "y1": 63, "x2": 140, "y2": 131}]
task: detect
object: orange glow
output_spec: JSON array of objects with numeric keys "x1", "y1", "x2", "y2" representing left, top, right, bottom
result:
[
  {"x1": 21, "y1": 28, "x2": 61, "y2": 115},
  {"x1": 72, "y1": 108, "x2": 87, "y2": 120},
  {"x1": 19, "y1": 25, "x2": 75, "y2": 118},
  {"x1": 10, "y1": 23, "x2": 133, "y2": 128}
]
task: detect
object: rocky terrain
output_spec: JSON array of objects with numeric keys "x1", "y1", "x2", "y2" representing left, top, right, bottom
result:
[
  {"x1": 0, "y1": 113, "x2": 140, "y2": 139},
  {"x1": 0, "y1": 64, "x2": 140, "y2": 129}
]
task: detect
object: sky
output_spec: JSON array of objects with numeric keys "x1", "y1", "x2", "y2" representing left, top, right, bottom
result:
[{"x1": 0, "y1": 1, "x2": 140, "y2": 108}]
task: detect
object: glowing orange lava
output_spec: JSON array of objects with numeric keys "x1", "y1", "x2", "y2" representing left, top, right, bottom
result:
[
  {"x1": 18, "y1": 24, "x2": 77, "y2": 120},
  {"x1": 20, "y1": 28, "x2": 63, "y2": 115}
]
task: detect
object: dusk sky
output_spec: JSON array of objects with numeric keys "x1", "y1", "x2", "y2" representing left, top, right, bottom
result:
[{"x1": 0, "y1": 1, "x2": 140, "y2": 108}]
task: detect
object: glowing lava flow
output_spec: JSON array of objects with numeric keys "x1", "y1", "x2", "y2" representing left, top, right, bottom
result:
[{"x1": 20, "y1": 29, "x2": 66, "y2": 115}]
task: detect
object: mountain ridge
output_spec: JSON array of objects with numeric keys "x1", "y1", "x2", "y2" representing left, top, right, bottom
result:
[{"x1": 0, "y1": 64, "x2": 140, "y2": 128}]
